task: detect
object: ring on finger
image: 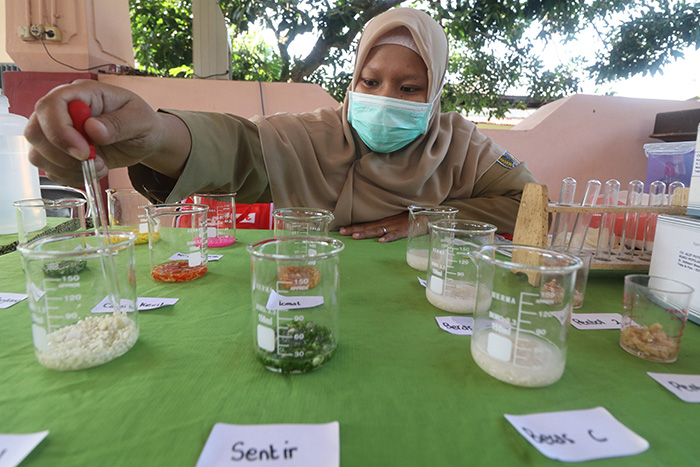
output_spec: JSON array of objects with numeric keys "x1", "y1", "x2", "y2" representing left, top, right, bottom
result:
[{"x1": 380, "y1": 225, "x2": 387, "y2": 235}]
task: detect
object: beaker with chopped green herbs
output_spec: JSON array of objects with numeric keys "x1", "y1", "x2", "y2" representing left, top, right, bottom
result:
[{"x1": 248, "y1": 236, "x2": 344, "y2": 373}]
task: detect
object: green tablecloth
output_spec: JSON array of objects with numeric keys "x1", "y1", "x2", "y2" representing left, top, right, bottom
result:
[{"x1": 1, "y1": 230, "x2": 698, "y2": 466}]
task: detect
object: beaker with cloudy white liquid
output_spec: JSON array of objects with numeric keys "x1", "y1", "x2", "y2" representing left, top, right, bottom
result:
[
  {"x1": 470, "y1": 245, "x2": 582, "y2": 387},
  {"x1": 407, "y1": 205, "x2": 458, "y2": 271},
  {"x1": 425, "y1": 220, "x2": 496, "y2": 314}
]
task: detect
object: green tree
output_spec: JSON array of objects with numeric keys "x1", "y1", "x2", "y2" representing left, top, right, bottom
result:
[
  {"x1": 130, "y1": 0, "x2": 193, "y2": 78},
  {"x1": 129, "y1": 0, "x2": 700, "y2": 117}
]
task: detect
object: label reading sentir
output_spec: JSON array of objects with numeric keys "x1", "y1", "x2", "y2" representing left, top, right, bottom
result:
[{"x1": 195, "y1": 422, "x2": 339, "y2": 467}]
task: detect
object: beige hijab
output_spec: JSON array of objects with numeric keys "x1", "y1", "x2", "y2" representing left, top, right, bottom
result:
[{"x1": 252, "y1": 8, "x2": 503, "y2": 228}]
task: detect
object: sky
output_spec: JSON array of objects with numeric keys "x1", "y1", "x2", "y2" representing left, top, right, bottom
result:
[
  {"x1": 532, "y1": 31, "x2": 700, "y2": 102},
  {"x1": 276, "y1": 12, "x2": 700, "y2": 104},
  {"x1": 580, "y1": 51, "x2": 699, "y2": 101}
]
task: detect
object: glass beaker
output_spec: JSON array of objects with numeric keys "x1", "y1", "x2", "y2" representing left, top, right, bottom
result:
[
  {"x1": 18, "y1": 231, "x2": 139, "y2": 371},
  {"x1": 407, "y1": 205, "x2": 458, "y2": 271},
  {"x1": 145, "y1": 203, "x2": 209, "y2": 283},
  {"x1": 470, "y1": 245, "x2": 582, "y2": 387},
  {"x1": 192, "y1": 193, "x2": 236, "y2": 248},
  {"x1": 553, "y1": 248, "x2": 593, "y2": 309},
  {"x1": 426, "y1": 220, "x2": 496, "y2": 314},
  {"x1": 106, "y1": 189, "x2": 152, "y2": 245},
  {"x1": 13, "y1": 198, "x2": 87, "y2": 245},
  {"x1": 247, "y1": 236, "x2": 344, "y2": 374},
  {"x1": 620, "y1": 274, "x2": 693, "y2": 363},
  {"x1": 272, "y1": 207, "x2": 334, "y2": 237}
]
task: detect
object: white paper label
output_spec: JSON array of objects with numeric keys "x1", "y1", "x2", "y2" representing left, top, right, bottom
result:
[
  {"x1": 188, "y1": 251, "x2": 202, "y2": 267},
  {"x1": 570, "y1": 313, "x2": 622, "y2": 330},
  {"x1": 0, "y1": 431, "x2": 49, "y2": 467},
  {"x1": 91, "y1": 297, "x2": 179, "y2": 313},
  {"x1": 257, "y1": 325, "x2": 275, "y2": 352},
  {"x1": 265, "y1": 290, "x2": 324, "y2": 311},
  {"x1": 504, "y1": 407, "x2": 649, "y2": 463},
  {"x1": 169, "y1": 252, "x2": 222, "y2": 262},
  {"x1": 195, "y1": 422, "x2": 339, "y2": 467},
  {"x1": 139, "y1": 222, "x2": 149, "y2": 234},
  {"x1": 0, "y1": 293, "x2": 28, "y2": 309},
  {"x1": 207, "y1": 227, "x2": 217, "y2": 238},
  {"x1": 647, "y1": 372, "x2": 700, "y2": 403},
  {"x1": 435, "y1": 316, "x2": 473, "y2": 335}
]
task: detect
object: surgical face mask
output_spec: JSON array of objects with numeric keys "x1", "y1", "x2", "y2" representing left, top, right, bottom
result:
[{"x1": 347, "y1": 91, "x2": 433, "y2": 153}]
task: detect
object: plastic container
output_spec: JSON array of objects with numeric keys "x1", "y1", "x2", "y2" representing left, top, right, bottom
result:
[
  {"x1": 643, "y1": 141, "x2": 695, "y2": 191},
  {"x1": 0, "y1": 93, "x2": 42, "y2": 234}
]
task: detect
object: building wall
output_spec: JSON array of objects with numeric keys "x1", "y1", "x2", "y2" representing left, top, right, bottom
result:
[
  {"x1": 0, "y1": 0, "x2": 11, "y2": 63},
  {"x1": 98, "y1": 74, "x2": 340, "y2": 189},
  {"x1": 482, "y1": 94, "x2": 700, "y2": 201}
]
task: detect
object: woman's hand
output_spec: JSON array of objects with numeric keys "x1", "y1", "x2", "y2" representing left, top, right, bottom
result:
[
  {"x1": 339, "y1": 212, "x2": 408, "y2": 242},
  {"x1": 24, "y1": 80, "x2": 191, "y2": 187}
]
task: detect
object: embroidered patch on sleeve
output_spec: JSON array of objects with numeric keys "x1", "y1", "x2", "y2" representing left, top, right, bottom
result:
[{"x1": 496, "y1": 151, "x2": 520, "y2": 169}]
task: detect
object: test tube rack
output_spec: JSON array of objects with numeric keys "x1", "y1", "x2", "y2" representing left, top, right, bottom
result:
[{"x1": 512, "y1": 183, "x2": 689, "y2": 270}]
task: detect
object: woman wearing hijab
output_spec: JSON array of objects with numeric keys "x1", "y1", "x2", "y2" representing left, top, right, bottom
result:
[{"x1": 25, "y1": 8, "x2": 537, "y2": 242}]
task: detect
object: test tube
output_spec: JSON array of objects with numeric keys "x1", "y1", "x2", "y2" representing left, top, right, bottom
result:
[
  {"x1": 595, "y1": 179, "x2": 620, "y2": 261},
  {"x1": 618, "y1": 180, "x2": 644, "y2": 259},
  {"x1": 551, "y1": 177, "x2": 577, "y2": 248},
  {"x1": 667, "y1": 181, "x2": 685, "y2": 206},
  {"x1": 568, "y1": 179, "x2": 601, "y2": 251},
  {"x1": 641, "y1": 181, "x2": 666, "y2": 261}
]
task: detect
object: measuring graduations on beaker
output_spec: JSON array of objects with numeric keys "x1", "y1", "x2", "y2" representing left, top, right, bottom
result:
[
  {"x1": 425, "y1": 220, "x2": 496, "y2": 314},
  {"x1": 193, "y1": 193, "x2": 236, "y2": 248},
  {"x1": 248, "y1": 237, "x2": 344, "y2": 374},
  {"x1": 145, "y1": 204, "x2": 209, "y2": 283},
  {"x1": 18, "y1": 231, "x2": 139, "y2": 371},
  {"x1": 470, "y1": 245, "x2": 582, "y2": 387}
]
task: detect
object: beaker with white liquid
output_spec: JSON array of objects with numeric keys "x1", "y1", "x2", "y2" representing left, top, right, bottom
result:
[
  {"x1": 425, "y1": 220, "x2": 496, "y2": 314},
  {"x1": 407, "y1": 205, "x2": 458, "y2": 271},
  {"x1": 470, "y1": 245, "x2": 582, "y2": 387},
  {"x1": 248, "y1": 237, "x2": 344, "y2": 373}
]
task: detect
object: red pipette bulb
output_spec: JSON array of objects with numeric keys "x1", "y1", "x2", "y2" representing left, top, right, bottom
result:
[{"x1": 67, "y1": 100, "x2": 96, "y2": 160}]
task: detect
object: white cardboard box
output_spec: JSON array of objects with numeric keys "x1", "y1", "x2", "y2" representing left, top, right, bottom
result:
[
  {"x1": 649, "y1": 215, "x2": 700, "y2": 324},
  {"x1": 687, "y1": 123, "x2": 700, "y2": 217}
]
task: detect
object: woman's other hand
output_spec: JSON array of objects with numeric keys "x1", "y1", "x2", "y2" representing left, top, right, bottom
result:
[{"x1": 339, "y1": 212, "x2": 408, "y2": 242}]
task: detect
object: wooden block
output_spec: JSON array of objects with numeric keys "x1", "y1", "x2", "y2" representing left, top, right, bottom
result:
[
  {"x1": 512, "y1": 183, "x2": 550, "y2": 285},
  {"x1": 513, "y1": 183, "x2": 549, "y2": 247}
]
